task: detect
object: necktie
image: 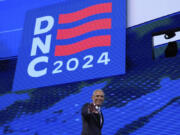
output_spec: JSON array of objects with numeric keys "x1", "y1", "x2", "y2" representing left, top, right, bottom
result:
[
  {"x1": 95, "y1": 106, "x2": 102, "y2": 126},
  {"x1": 98, "y1": 111, "x2": 102, "y2": 126}
]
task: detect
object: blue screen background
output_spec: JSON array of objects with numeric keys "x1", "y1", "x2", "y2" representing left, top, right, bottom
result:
[{"x1": 0, "y1": 0, "x2": 66, "y2": 59}]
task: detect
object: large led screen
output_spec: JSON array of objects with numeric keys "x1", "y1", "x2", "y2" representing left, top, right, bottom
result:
[{"x1": 12, "y1": 0, "x2": 126, "y2": 91}]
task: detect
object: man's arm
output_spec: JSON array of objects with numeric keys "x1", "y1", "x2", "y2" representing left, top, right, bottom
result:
[{"x1": 81, "y1": 103, "x2": 98, "y2": 118}]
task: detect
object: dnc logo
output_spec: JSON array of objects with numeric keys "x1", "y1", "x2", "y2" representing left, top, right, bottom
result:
[{"x1": 13, "y1": 0, "x2": 126, "y2": 91}]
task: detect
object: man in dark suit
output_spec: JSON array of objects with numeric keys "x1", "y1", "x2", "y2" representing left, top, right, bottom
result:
[{"x1": 81, "y1": 89, "x2": 105, "y2": 135}]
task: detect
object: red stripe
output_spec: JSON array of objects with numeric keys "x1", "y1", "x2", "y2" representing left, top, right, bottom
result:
[
  {"x1": 56, "y1": 18, "x2": 111, "y2": 40},
  {"x1": 59, "y1": 3, "x2": 112, "y2": 24},
  {"x1": 55, "y1": 35, "x2": 111, "y2": 56}
]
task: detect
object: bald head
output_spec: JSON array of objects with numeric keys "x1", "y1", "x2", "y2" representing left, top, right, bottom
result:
[{"x1": 93, "y1": 89, "x2": 104, "y2": 96}]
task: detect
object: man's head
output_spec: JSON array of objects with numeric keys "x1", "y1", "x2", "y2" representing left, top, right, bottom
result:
[{"x1": 92, "y1": 89, "x2": 105, "y2": 106}]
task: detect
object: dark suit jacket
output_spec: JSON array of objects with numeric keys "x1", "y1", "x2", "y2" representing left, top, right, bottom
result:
[{"x1": 81, "y1": 103, "x2": 104, "y2": 135}]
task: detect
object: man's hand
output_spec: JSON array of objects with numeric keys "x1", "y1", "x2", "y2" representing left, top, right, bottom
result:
[{"x1": 88, "y1": 103, "x2": 98, "y2": 114}]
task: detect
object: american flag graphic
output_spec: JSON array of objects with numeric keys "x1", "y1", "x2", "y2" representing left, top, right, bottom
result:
[{"x1": 55, "y1": 2, "x2": 112, "y2": 56}]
